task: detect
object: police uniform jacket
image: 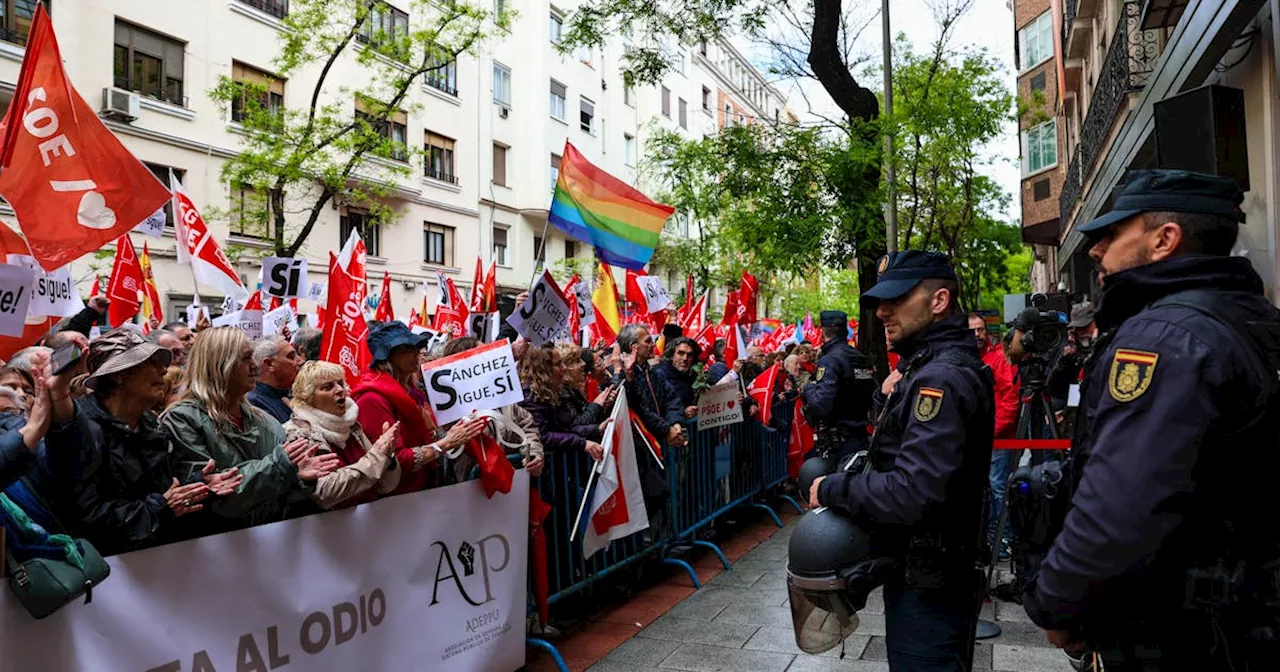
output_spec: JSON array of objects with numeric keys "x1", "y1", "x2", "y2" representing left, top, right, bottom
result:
[
  {"x1": 1024, "y1": 255, "x2": 1280, "y2": 644},
  {"x1": 817, "y1": 315, "x2": 994, "y2": 559},
  {"x1": 801, "y1": 339, "x2": 876, "y2": 436}
]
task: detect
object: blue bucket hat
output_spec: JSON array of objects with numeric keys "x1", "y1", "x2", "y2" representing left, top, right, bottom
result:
[
  {"x1": 860, "y1": 251, "x2": 957, "y2": 308},
  {"x1": 1079, "y1": 169, "x2": 1245, "y2": 234},
  {"x1": 366, "y1": 321, "x2": 431, "y2": 362}
]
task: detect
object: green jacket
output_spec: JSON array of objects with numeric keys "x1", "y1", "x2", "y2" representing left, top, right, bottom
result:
[{"x1": 162, "y1": 399, "x2": 314, "y2": 530}]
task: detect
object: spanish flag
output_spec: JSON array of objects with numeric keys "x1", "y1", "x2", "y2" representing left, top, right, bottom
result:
[{"x1": 592, "y1": 262, "x2": 621, "y2": 345}]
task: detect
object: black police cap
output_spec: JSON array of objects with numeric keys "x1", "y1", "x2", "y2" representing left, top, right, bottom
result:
[
  {"x1": 1079, "y1": 169, "x2": 1245, "y2": 234},
  {"x1": 860, "y1": 251, "x2": 957, "y2": 307},
  {"x1": 819, "y1": 310, "x2": 847, "y2": 329}
]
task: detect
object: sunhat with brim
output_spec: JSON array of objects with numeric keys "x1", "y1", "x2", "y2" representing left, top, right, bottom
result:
[{"x1": 84, "y1": 328, "x2": 173, "y2": 390}]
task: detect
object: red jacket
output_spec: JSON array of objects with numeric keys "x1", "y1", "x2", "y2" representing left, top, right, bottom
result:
[
  {"x1": 983, "y1": 345, "x2": 1020, "y2": 439},
  {"x1": 352, "y1": 371, "x2": 442, "y2": 494}
]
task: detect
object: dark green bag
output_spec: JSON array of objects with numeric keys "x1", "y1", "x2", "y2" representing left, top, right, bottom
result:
[{"x1": 5, "y1": 538, "x2": 110, "y2": 619}]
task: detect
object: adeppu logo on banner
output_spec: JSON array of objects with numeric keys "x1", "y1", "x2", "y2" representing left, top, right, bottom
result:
[
  {"x1": 697, "y1": 380, "x2": 744, "y2": 431},
  {"x1": 506, "y1": 271, "x2": 570, "y2": 346},
  {"x1": 0, "y1": 264, "x2": 36, "y2": 337},
  {"x1": 422, "y1": 340, "x2": 523, "y2": 425},
  {"x1": 635, "y1": 276, "x2": 671, "y2": 313},
  {"x1": 262, "y1": 257, "x2": 308, "y2": 299}
]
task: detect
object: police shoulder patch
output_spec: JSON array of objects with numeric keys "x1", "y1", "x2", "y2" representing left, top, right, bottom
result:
[
  {"x1": 1108, "y1": 349, "x2": 1159, "y2": 402},
  {"x1": 913, "y1": 387, "x2": 944, "y2": 422},
  {"x1": 815, "y1": 366, "x2": 825, "y2": 381}
]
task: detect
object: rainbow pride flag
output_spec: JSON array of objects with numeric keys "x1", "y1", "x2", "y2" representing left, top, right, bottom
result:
[{"x1": 549, "y1": 141, "x2": 676, "y2": 270}]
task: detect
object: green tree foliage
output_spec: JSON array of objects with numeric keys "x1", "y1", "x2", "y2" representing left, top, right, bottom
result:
[
  {"x1": 886, "y1": 37, "x2": 1025, "y2": 311},
  {"x1": 208, "y1": 0, "x2": 503, "y2": 257}
]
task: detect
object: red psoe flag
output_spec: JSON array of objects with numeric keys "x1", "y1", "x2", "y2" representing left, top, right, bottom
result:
[
  {"x1": 748, "y1": 362, "x2": 781, "y2": 425},
  {"x1": 320, "y1": 253, "x2": 372, "y2": 385},
  {"x1": 480, "y1": 261, "x2": 498, "y2": 313},
  {"x1": 720, "y1": 290, "x2": 739, "y2": 327},
  {"x1": 374, "y1": 271, "x2": 395, "y2": 322},
  {"x1": 0, "y1": 6, "x2": 171, "y2": 272},
  {"x1": 469, "y1": 257, "x2": 484, "y2": 311},
  {"x1": 106, "y1": 236, "x2": 143, "y2": 327},
  {"x1": 738, "y1": 271, "x2": 759, "y2": 324}
]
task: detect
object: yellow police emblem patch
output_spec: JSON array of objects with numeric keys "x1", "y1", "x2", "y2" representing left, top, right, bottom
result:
[
  {"x1": 914, "y1": 387, "x2": 944, "y2": 422},
  {"x1": 1108, "y1": 349, "x2": 1158, "y2": 402},
  {"x1": 815, "y1": 367, "x2": 825, "y2": 381}
]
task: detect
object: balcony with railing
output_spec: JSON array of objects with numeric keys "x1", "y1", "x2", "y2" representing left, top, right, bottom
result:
[
  {"x1": 1062, "y1": 0, "x2": 1078, "y2": 51},
  {"x1": 1059, "y1": 0, "x2": 1161, "y2": 228},
  {"x1": 1059, "y1": 147, "x2": 1082, "y2": 239},
  {"x1": 236, "y1": 0, "x2": 288, "y2": 19}
]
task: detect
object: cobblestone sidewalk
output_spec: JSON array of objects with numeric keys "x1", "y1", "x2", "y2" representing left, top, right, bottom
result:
[{"x1": 585, "y1": 517, "x2": 1074, "y2": 672}]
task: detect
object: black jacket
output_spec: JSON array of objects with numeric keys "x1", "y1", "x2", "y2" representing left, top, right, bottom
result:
[
  {"x1": 818, "y1": 315, "x2": 994, "y2": 559},
  {"x1": 1024, "y1": 256, "x2": 1280, "y2": 653},
  {"x1": 42, "y1": 395, "x2": 181, "y2": 555},
  {"x1": 653, "y1": 360, "x2": 696, "y2": 409}
]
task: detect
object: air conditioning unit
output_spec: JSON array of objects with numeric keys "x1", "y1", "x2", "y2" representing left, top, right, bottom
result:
[{"x1": 100, "y1": 87, "x2": 140, "y2": 122}]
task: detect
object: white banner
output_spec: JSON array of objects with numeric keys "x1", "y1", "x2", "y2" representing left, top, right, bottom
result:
[
  {"x1": 572, "y1": 280, "x2": 595, "y2": 327},
  {"x1": 0, "y1": 474, "x2": 530, "y2": 672},
  {"x1": 135, "y1": 208, "x2": 166, "y2": 238},
  {"x1": 507, "y1": 271, "x2": 570, "y2": 346},
  {"x1": 0, "y1": 263, "x2": 35, "y2": 337},
  {"x1": 8, "y1": 256, "x2": 84, "y2": 319},
  {"x1": 422, "y1": 340, "x2": 523, "y2": 425},
  {"x1": 697, "y1": 379, "x2": 744, "y2": 431},
  {"x1": 307, "y1": 281, "x2": 327, "y2": 304},
  {"x1": 263, "y1": 257, "x2": 308, "y2": 299},
  {"x1": 466, "y1": 311, "x2": 500, "y2": 343},
  {"x1": 635, "y1": 276, "x2": 671, "y2": 313},
  {"x1": 263, "y1": 303, "x2": 298, "y2": 336},
  {"x1": 213, "y1": 308, "x2": 263, "y2": 340}
]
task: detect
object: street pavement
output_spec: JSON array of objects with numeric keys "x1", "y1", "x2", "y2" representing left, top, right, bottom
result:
[{"x1": 585, "y1": 516, "x2": 1074, "y2": 672}]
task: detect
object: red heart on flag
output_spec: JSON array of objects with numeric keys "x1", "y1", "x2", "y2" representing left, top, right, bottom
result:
[{"x1": 727, "y1": 400, "x2": 735, "y2": 409}]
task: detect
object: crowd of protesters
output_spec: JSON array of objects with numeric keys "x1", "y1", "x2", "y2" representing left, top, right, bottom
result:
[{"x1": 0, "y1": 294, "x2": 822, "y2": 594}]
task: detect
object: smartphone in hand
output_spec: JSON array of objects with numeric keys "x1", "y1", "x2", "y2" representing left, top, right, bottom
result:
[{"x1": 50, "y1": 342, "x2": 82, "y2": 376}]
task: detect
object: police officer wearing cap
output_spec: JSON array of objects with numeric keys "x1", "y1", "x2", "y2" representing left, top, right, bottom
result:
[
  {"x1": 1022, "y1": 169, "x2": 1280, "y2": 670},
  {"x1": 801, "y1": 310, "x2": 876, "y2": 460},
  {"x1": 809, "y1": 251, "x2": 994, "y2": 671}
]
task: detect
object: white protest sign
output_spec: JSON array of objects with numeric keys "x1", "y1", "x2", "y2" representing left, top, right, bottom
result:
[
  {"x1": 262, "y1": 304, "x2": 298, "y2": 336},
  {"x1": 212, "y1": 309, "x2": 263, "y2": 340},
  {"x1": 507, "y1": 271, "x2": 571, "y2": 346},
  {"x1": 307, "y1": 281, "x2": 327, "y2": 304},
  {"x1": 422, "y1": 340, "x2": 523, "y2": 425},
  {"x1": 635, "y1": 275, "x2": 672, "y2": 313},
  {"x1": 221, "y1": 295, "x2": 245, "y2": 313},
  {"x1": 0, "y1": 264, "x2": 35, "y2": 337},
  {"x1": 697, "y1": 379, "x2": 745, "y2": 431},
  {"x1": 466, "y1": 312, "x2": 500, "y2": 343},
  {"x1": 12, "y1": 259, "x2": 83, "y2": 319},
  {"x1": 262, "y1": 256, "x2": 308, "y2": 299},
  {"x1": 573, "y1": 280, "x2": 595, "y2": 326},
  {"x1": 0, "y1": 474, "x2": 530, "y2": 672},
  {"x1": 185, "y1": 303, "x2": 210, "y2": 328},
  {"x1": 135, "y1": 207, "x2": 167, "y2": 238}
]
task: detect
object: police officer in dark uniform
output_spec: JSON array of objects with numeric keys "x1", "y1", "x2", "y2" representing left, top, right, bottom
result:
[
  {"x1": 1022, "y1": 170, "x2": 1280, "y2": 671},
  {"x1": 801, "y1": 310, "x2": 876, "y2": 459},
  {"x1": 809, "y1": 251, "x2": 994, "y2": 671}
]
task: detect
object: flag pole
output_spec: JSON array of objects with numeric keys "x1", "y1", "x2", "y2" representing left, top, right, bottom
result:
[
  {"x1": 168, "y1": 168, "x2": 203, "y2": 314},
  {"x1": 527, "y1": 216, "x2": 551, "y2": 290}
]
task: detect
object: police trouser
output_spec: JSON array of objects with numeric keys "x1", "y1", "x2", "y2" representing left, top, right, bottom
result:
[
  {"x1": 1086, "y1": 619, "x2": 1280, "y2": 672},
  {"x1": 882, "y1": 567, "x2": 984, "y2": 672}
]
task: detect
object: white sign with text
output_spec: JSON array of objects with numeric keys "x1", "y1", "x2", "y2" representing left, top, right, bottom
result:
[
  {"x1": 506, "y1": 271, "x2": 571, "y2": 346},
  {"x1": 0, "y1": 264, "x2": 36, "y2": 337},
  {"x1": 422, "y1": 340, "x2": 523, "y2": 425},
  {"x1": 697, "y1": 379, "x2": 745, "y2": 431},
  {"x1": 635, "y1": 275, "x2": 671, "y2": 313},
  {"x1": 262, "y1": 304, "x2": 298, "y2": 336},
  {"x1": 0, "y1": 474, "x2": 530, "y2": 672},
  {"x1": 212, "y1": 308, "x2": 263, "y2": 340},
  {"x1": 262, "y1": 257, "x2": 309, "y2": 299},
  {"x1": 572, "y1": 280, "x2": 595, "y2": 326}
]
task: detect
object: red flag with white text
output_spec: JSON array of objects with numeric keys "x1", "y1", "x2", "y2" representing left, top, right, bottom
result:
[
  {"x1": 748, "y1": 362, "x2": 781, "y2": 425},
  {"x1": 320, "y1": 253, "x2": 372, "y2": 385},
  {"x1": 0, "y1": 6, "x2": 171, "y2": 272},
  {"x1": 106, "y1": 236, "x2": 143, "y2": 327},
  {"x1": 738, "y1": 271, "x2": 759, "y2": 324},
  {"x1": 171, "y1": 175, "x2": 249, "y2": 300}
]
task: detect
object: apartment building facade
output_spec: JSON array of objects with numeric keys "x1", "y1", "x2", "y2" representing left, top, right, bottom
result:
[
  {"x1": 0, "y1": 0, "x2": 791, "y2": 321},
  {"x1": 1054, "y1": 0, "x2": 1277, "y2": 301},
  {"x1": 1014, "y1": 0, "x2": 1066, "y2": 293}
]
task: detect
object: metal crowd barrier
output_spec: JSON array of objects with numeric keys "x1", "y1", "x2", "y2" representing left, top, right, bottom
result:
[{"x1": 467, "y1": 404, "x2": 805, "y2": 672}]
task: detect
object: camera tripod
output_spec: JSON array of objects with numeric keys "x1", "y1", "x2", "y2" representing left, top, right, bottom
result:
[{"x1": 986, "y1": 354, "x2": 1067, "y2": 602}]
